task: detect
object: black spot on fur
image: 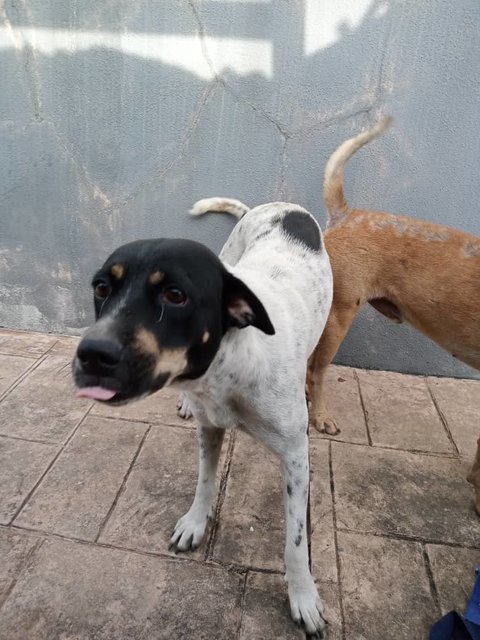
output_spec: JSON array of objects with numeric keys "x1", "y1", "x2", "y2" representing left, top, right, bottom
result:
[
  {"x1": 294, "y1": 534, "x2": 302, "y2": 546},
  {"x1": 281, "y1": 210, "x2": 321, "y2": 252},
  {"x1": 287, "y1": 484, "x2": 293, "y2": 497}
]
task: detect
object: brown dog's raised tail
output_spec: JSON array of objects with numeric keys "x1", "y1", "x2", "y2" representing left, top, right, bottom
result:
[{"x1": 323, "y1": 116, "x2": 393, "y2": 227}]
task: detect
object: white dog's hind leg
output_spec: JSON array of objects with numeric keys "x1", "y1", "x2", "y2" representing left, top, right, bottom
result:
[{"x1": 170, "y1": 425, "x2": 224, "y2": 551}]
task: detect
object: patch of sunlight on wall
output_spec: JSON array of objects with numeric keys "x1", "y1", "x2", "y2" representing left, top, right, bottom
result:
[
  {"x1": 304, "y1": 0, "x2": 383, "y2": 56},
  {"x1": 207, "y1": 0, "x2": 271, "y2": 3},
  {"x1": 0, "y1": 26, "x2": 273, "y2": 80}
]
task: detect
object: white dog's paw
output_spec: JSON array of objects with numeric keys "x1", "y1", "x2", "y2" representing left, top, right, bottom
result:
[
  {"x1": 176, "y1": 393, "x2": 193, "y2": 420},
  {"x1": 169, "y1": 510, "x2": 209, "y2": 552},
  {"x1": 288, "y1": 578, "x2": 327, "y2": 637}
]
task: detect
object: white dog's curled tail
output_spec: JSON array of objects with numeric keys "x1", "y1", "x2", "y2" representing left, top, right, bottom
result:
[
  {"x1": 189, "y1": 197, "x2": 250, "y2": 220},
  {"x1": 324, "y1": 116, "x2": 392, "y2": 227}
]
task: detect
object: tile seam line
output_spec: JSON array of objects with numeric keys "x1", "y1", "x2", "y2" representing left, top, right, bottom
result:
[
  {"x1": 0, "y1": 335, "x2": 67, "y2": 403},
  {"x1": 326, "y1": 438, "x2": 458, "y2": 459},
  {"x1": 0, "y1": 432, "x2": 60, "y2": 446},
  {"x1": 307, "y1": 429, "x2": 313, "y2": 574},
  {"x1": 422, "y1": 543, "x2": 442, "y2": 616},
  {"x1": 89, "y1": 411, "x2": 196, "y2": 430},
  {"x1": 0, "y1": 350, "x2": 47, "y2": 359},
  {"x1": 1, "y1": 522, "x2": 285, "y2": 575},
  {"x1": 336, "y1": 527, "x2": 480, "y2": 550},
  {"x1": 353, "y1": 369, "x2": 372, "y2": 446},
  {"x1": 0, "y1": 348, "x2": 53, "y2": 403},
  {"x1": 328, "y1": 440, "x2": 347, "y2": 640},
  {"x1": 95, "y1": 424, "x2": 152, "y2": 543},
  {"x1": 425, "y1": 378, "x2": 460, "y2": 457},
  {"x1": 234, "y1": 570, "x2": 249, "y2": 640},
  {"x1": 8, "y1": 404, "x2": 94, "y2": 525},
  {"x1": 0, "y1": 536, "x2": 46, "y2": 615},
  {"x1": 205, "y1": 429, "x2": 236, "y2": 561}
]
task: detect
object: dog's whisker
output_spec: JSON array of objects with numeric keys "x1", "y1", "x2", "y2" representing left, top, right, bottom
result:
[
  {"x1": 98, "y1": 296, "x2": 109, "y2": 318},
  {"x1": 156, "y1": 303, "x2": 165, "y2": 324}
]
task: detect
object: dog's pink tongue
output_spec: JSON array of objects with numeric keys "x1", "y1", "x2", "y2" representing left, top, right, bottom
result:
[{"x1": 76, "y1": 386, "x2": 117, "y2": 401}]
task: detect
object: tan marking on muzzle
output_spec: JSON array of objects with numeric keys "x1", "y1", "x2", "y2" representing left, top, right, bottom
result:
[
  {"x1": 110, "y1": 263, "x2": 125, "y2": 280},
  {"x1": 202, "y1": 330, "x2": 210, "y2": 344},
  {"x1": 135, "y1": 328, "x2": 187, "y2": 382},
  {"x1": 135, "y1": 328, "x2": 160, "y2": 358},
  {"x1": 149, "y1": 270, "x2": 165, "y2": 285},
  {"x1": 153, "y1": 348, "x2": 188, "y2": 380}
]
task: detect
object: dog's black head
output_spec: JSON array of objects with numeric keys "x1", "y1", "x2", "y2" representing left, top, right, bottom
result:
[{"x1": 73, "y1": 238, "x2": 274, "y2": 405}]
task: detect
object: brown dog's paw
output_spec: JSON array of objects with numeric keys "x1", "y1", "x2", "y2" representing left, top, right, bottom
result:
[{"x1": 310, "y1": 414, "x2": 341, "y2": 436}]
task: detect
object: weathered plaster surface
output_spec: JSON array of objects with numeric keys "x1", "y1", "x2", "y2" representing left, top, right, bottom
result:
[{"x1": 0, "y1": 0, "x2": 479, "y2": 377}]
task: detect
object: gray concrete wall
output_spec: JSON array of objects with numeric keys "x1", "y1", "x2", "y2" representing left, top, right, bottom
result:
[{"x1": 0, "y1": 0, "x2": 479, "y2": 378}]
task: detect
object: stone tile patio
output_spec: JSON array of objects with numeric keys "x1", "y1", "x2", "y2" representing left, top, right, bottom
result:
[{"x1": 0, "y1": 328, "x2": 479, "y2": 640}]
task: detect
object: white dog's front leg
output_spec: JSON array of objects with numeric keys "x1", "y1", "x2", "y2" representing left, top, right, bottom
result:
[
  {"x1": 282, "y1": 438, "x2": 326, "y2": 637},
  {"x1": 176, "y1": 392, "x2": 192, "y2": 420},
  {"x1": 169, "y1": 425, "x2": 224, "y2": 552}
]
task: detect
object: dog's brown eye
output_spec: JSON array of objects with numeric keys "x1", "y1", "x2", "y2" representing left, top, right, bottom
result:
[
  {"x1": 163, "y1": 287, "x2": 187, "y2": 305},
  {"x1": 94, "y1": 282, "x2": 111, "y2": 300}
]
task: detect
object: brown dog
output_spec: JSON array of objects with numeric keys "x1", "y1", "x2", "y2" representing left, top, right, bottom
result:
[{"x1": 307, "y1": 117, "x2": 480, "y2": 512}]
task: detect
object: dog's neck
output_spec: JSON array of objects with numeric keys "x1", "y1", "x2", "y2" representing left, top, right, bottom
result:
[{"x1": 176, "y1": 325, "x2": 268, "y2": 396}]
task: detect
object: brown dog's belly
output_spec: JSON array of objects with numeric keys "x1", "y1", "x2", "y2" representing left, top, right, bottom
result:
[
  {"x1": 397, "y1": 298, "x2": 480, "y2": 372},
  {"x1": 424, "y1": 334, "x2": 480, "y2": 371},
  {"x1": 327, "y1": 209, "x2": 480, "y2": 374}
]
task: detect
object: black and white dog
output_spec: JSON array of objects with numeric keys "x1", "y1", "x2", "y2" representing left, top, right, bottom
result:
[{"x1": 73, "y1": 197, "x2": 333, "y2": 637}]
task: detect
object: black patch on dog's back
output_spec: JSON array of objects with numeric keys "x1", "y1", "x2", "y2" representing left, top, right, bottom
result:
[{"x1": 281, "y1": 210, "x2": 321, "y2": 251}]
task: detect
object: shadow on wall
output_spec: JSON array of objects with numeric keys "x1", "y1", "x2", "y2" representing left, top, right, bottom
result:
[{"x1": 0, "y1": 0, "x2": 479, "y2": 378}]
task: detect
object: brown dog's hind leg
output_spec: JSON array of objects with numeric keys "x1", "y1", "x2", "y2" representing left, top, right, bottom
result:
[
  {"x1": 308, "y1": 309, "x2": 358, "y2": 436},
  {"x1": 467, "y1": 437, "x2": 480, "y2": 516}
]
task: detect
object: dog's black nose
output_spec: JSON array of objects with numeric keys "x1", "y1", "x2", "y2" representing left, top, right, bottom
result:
[{"x1": 77, "y1": 338, "x2": 122, "y2": 375}]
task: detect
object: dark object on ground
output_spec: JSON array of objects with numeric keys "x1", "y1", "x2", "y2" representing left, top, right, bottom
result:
[{"x1": 430, "y1": 567, "x2": 480, "y2": 640}]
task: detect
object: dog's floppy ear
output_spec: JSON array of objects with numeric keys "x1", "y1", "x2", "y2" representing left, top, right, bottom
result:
[{"x1": 223, "y1": 272, "x2": 275, "y2": 335}]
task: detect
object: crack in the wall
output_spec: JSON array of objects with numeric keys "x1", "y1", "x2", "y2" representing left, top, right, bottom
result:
[
  {"x1": 3, "y1": 0, "x2": 44, "y2": 122},
  {"x1": 101, "y1": 78, "x2": 219, "y2": 216},
  {"x1": 185, "y1": 0, "x2": 384, "y2": 143},
  {"x1": 0, "y1": 1, "x2": 105, "y2": 253},
  {"x1": 186, "y1": 0, "x2": 218, "y2": 80},
  {"x1": 220, "y1": 79, "x2": 291, "y2": 138},
  {"x1": 46, "y1": 121, "x2": 112, "y2": 208},
  {"x1": 143, "y1": 80, "x2": 218, "y2": 186},
  {"x1": 289, "y1": 101, "x2": 377, "y2": 140},
  {"x1": 276, "y1": 133, "x2": 289, "y2": 200},
  {"x1": 371, "y1": 1, "x2": 396, "y2": 115},
  {"x1": 184, "y1": 0, "x2": 386, "y2": 144},
  {"x1": 185, "y1": 0, "x2": 291, "y2": 138}
]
